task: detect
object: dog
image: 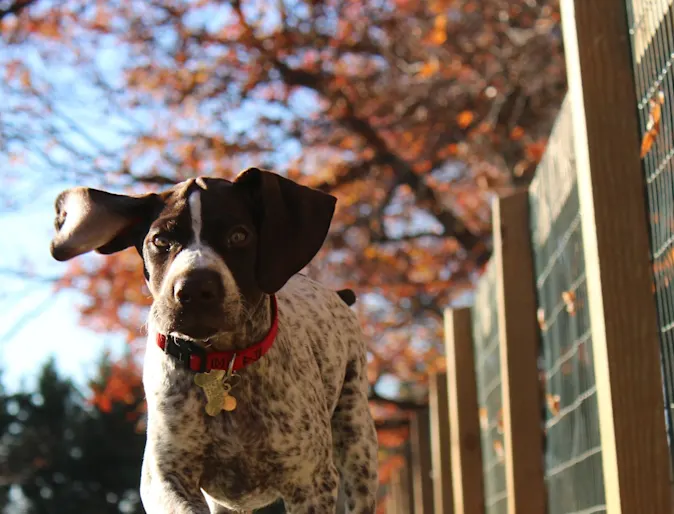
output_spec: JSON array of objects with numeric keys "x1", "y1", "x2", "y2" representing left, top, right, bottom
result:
[
  {"x1": 336, "y1": 289, "x2": 357, "y2": 308},
  {"x1": 49, "y1": 168, "x2": 378, "y2": 513}
]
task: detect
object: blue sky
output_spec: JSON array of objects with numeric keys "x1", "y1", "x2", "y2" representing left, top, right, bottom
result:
[
  {"x1": 0, "y1": 183, "x2": 129, "y2": 394},
  {"x1": 0, "y1": 15, "x2": 156, "y2": 394}
]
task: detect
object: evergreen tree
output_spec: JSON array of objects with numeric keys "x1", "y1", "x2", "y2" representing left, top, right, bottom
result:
[
  {"x1": 0, "y1": 357, "x2": 293, "y2": 513},
  {"x1": 0, "y1": 357, "x2": 145, "y2": 514}
]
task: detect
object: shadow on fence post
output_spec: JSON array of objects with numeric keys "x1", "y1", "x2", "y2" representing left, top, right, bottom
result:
[
  {"x1": 429, "y1": 372, "x2": 453, "y2": 514},
  {"x1": 493, "y1": 190, "x2": 546, "y2": 513},
  {"x1": 444, "y1": 308, "x2": 485, "y2": 514},
  {"x1": 561, "y1": 0, "x2": 673, "y2": 512},
  {"x1": 389, "y1": 463, "x2": 412, "y2": 514},
  {"x1": 410, "y1": 408, "x2": 434, "y2": 514}
]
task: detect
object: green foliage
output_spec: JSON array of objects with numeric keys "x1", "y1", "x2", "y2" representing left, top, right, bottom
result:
[{"x1": 0, "y1": 358, "x2": 145, "y2": 514}]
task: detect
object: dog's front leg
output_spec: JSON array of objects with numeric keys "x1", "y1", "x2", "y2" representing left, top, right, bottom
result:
[
  {"x1": 331, "y1": 358, "x2": 379, "y2": 514},
  {"x1": 281, "y1": 463, "x2": 340, "y2": 514},
  {"x1": 140, "y1": 442, "x2": 210, "y2": 514}
]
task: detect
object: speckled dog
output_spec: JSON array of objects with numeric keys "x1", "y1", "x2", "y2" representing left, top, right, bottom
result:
[{"x1": 49, "y1": 168, "x2": 378, "y2": 513}]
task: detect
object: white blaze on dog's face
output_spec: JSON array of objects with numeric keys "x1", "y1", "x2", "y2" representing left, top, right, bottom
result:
[
  {"x1": 154, "y1": 191, "x2": 236, "y2": 302},
  {"x1": 145, "y1": 182, "x2": 254, "y2": 340},
  {"x1": 48, "y1": 169, "x2": 337, "y2": 343}
]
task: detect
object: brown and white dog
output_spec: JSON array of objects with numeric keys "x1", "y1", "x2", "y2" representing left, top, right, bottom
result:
[{"x1": 49, "y1": 168, "x2": 378, "y2": 513}]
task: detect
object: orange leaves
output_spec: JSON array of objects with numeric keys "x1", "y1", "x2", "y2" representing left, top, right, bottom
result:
[
  {"x1": 653, "y1": 246, "x2": 674, "y2": 291},
  {"x1": 496, "y1": 408, "x2": 504, "y2": 434},
  {"x1": 377, "y1": 454, "x2": 406, "y2": 485},
  {"x1": 437, "y1": 143, "x2": 459, "y2": 160},
  {"x1": 546, "y1": 393, "x2": 561, "y2": 417},
  {"x1": 4, "y1": 59, "x2": 33, "y2": 89},
  {"x1": 537, "y1": 307, "x2": 547, "y2": 331},
  {"x1": 561, "y1": 290, "x2": 576, "y2": 315},
  {"x1": 418, "y1": 58, "x2": 440, "y2": 79},
  {"x1": 338, "y1": 135, "x2": 362, "y2": 150},
  {"x1": 429, "y1": 15, "x2": 448, "y2": 45},
  {"x1": 412, "y1": 159, "x2": 432, "y2": 174},
  {"x1": 456, "y1": 110, "x2": 474, "y2": 129},
  {"x1": 514, "y1": 139, "x2": 549, "y2": 178},
  {"x1": 479, "y1": 407, "x2": 489, "y2": 431},
  {"x1": 377, "y1": 427, "x2": 410, "y2": 449},
  {"x1": 493, "y1": 439, "x2": 504, "y2": 462},
  {"x1": 524, "y1": 139, "x2": 548, "y2": 163},
  {"x1": 510, "y1": 126, "x2": 525, "y2": 141},
  {"x1": 429, "y1": 0, "x2": 456, "y2": 14},
  {"x1": 57, "y1": 249, "x2": 152, "y2": 346},
  {"x1": 21, "y1": 16, "x2": 62, "y2": 40},
  {"x1": 641, "y1": 91, "x2": 665, "y2": 158},
  {"x1": 89, "y1": 358, "x2": 143, "y2": 414}
]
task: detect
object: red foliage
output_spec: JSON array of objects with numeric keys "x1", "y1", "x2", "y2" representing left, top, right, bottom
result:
[
  {"x1": 2, "y1": 0, "x2": 565, "y2": 487},
  {"x1": 88, "y1": 355, "x2": 145, "y2": 422}
]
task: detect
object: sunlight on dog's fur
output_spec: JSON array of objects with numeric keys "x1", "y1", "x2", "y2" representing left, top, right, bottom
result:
[{"x1": 50, "y1": 168, "x2": 377, "y2": 514}]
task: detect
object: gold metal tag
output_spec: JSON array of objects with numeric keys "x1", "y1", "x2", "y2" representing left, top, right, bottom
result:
[
  {"x1": 194, "y1": 370, "x2": 228, "y2": 416},
  {"x1": 223, "y1": 394, "x2": 237, "y2": 412}
]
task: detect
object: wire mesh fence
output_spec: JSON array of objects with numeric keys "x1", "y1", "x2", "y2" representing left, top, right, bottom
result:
[
  {"x1": 471, "y1": 260, "x2": 507, "y2": 514},
  {"x1": 528, "y1": 98, "x2": 606, "y2": 514},
  {"x1": 626, "y1": 0, "x2": 674, "y2": 469}
]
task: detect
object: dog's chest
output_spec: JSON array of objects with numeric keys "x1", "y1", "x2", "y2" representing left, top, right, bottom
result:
[
  {"x1": 145, "y1": 366, "x2": 326, "y2": 510},
  {"x1": 142, "y1": 337, "x2": 332, "y2": 478}
]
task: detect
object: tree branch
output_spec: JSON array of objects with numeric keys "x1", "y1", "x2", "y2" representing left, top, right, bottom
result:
[
  {"x1": 0, "y1": 268, "x2": 59, "y2": 283},
  {"x1": 370, "y1": 231, "x2": 445, "y2": 244},
  {"x1": 0, "y1": 0, "x2": 36, "y2": 23},
  {"x1": 226, "y1": 10, "x2": 488, "y2": 254},
  {"x1": 375, "y1": 419, "x2": 410, "y2": 430}
]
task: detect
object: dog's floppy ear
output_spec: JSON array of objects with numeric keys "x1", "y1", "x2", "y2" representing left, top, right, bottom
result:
[
  {"x1": 50, "y1": 187, "x2": 160, "y2": 262},
  {"x1": 234, "y1": 168, "x2": 337, "y2": 293}
]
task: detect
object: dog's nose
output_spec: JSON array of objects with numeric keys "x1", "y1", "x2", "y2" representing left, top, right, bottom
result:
[{"x1": 173, "y1": 270, "x2": 224, "y2": 306}]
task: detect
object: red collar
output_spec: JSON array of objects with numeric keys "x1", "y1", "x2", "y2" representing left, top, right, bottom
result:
[{"x1": 156, "y1": 296, "x2": 278, "y2": 373}]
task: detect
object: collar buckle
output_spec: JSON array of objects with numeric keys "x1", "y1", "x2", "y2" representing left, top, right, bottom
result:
[{"x1": 164, "y1": 336, "x2": 207, "y2": 372}]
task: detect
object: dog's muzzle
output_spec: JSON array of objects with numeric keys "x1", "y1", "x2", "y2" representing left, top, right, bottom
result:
[
  {"x1": 173, "y1": 269, "x2": 225, "y2": 308},
  {"x1": 159, "y1": 268, "x2": 231, "y2": 340}
]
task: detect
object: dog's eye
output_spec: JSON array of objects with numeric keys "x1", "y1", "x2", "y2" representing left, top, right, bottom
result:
[
  {"x1": 152, "y1": 234, "x2": 171, "y2": 249},
  {"x1": 227, "y1": 227, "x2": 249, "y2": 247}
]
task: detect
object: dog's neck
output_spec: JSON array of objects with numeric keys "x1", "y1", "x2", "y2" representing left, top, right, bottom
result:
[{"x1": 206, "y1": 294, "x2": 273, "y2": 352}]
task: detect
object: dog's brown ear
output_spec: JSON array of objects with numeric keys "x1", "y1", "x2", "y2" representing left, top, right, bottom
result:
[
  {"x1": 234, "y1": 168, "x2": 337, "y2": 293},
  {"x1": 50, "y1": 187, "x2": 160, "y2": 262}
]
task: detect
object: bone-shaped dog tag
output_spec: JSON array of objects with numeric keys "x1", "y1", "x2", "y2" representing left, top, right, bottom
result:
[{"x1": 194, "y1": 370, "x2": 228, "y2": 416}]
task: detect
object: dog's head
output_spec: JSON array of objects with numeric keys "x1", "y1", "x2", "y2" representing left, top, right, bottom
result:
[{"x1": 49, "y1": 168, "x2": 336, "y2": 342}]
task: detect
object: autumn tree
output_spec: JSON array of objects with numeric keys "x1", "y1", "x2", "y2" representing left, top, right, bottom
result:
[{"x1": 1, "y1": 0, "x2": 566, "y2": 496}]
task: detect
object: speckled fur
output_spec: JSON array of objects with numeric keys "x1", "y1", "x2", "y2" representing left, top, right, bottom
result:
[
  {"x1": 48, "y1": 171, "x2": 378, "y2": 514},
  {"x1": 141, "y1": 274, "x2": 378, "y2": 513}
]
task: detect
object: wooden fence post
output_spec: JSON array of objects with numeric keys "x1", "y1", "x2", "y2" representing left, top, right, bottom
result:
[
  {"x1": 410, "y1": 408, "x2": 434, "y2": 514},
  {"x1": 561, "y1": 0, "x2": 672, "y2": 512},
  {"x1": 493, "y1": 190, "x2": 546, "y2": 514},
  {"x1": 444, "y1": 308, "x2": 485, "y2": 514},
  {"x1": 429, "y1": 372, "x2": 453, "y2": 514},
  {"x1": 386, "y1": 480, "x2": 397, "y2": 514},
  {"x1": 388, "y1": 468, "x2": 403, "y2": 514}
]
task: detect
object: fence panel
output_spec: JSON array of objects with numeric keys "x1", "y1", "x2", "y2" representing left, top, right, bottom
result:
[
  {"x1": 626, "y1": 0, "x2": 674, "y2": 468},
  {"x1": 529, "y1": 97, "x2": 606, "y2": 514},
  {"x1": 561, "y1": 0, "x2": 672, "y2": 511},
  {"x1": 471, "y1": 261, "x2": 507, "y2": 514}
]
